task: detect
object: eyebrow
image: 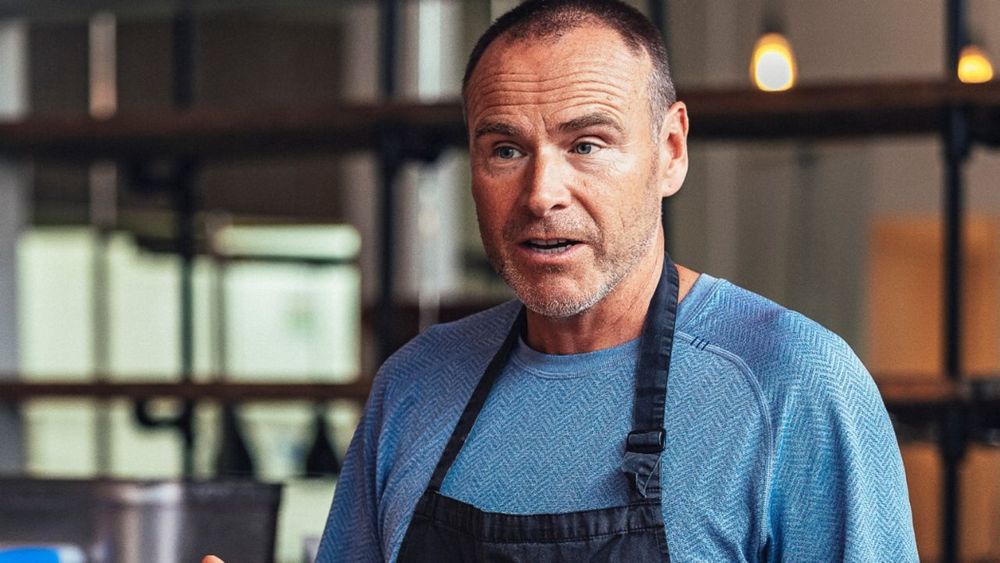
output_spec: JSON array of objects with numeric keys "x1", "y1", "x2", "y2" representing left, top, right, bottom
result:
[
  {"x1": 558, "y1": 112, "x2": 625, "y2": 135},
  {"x1": 473, "y1": 121, "x2": 524, "y2": 140}
]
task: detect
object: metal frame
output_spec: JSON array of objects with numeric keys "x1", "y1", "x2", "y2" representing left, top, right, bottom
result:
[
  {"x1": 942, "y1": 2, "x2": 969, "y2": 561},
  {"x1": 130, "y1": 9, "x2": 198, "y2": 476},
  {"x1": 0, "y1": 4, "x2": 994, "y2": 555},
  {"x1": 377, "y1": 0, "x2": 401, "y2": 363}
]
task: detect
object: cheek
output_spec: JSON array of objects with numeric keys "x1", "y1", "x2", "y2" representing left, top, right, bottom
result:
[
  {"x1": 580, "y1": 157, "x2": 646, "y2": 215},
  {"x1": 472, "y1": 182, "x2": 509, "y2": 232}
]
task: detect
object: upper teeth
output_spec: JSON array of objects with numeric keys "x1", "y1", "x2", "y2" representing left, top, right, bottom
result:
[{"x1": 530, "y1": 239, "x2": 569, "y2": 246}]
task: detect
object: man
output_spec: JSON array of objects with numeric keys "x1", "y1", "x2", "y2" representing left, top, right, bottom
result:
[{"x1": 316, "y1": 1, "x2": 918, "y2": 561}]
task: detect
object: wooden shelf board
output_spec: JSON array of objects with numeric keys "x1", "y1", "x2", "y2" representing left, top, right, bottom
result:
[
  {"x1": 2, "y1": 80, "x2": 1000, "y2": 161},
  {"x1": 0, "y1": 373, "x2": 996, "y2": 409},
  {"x1": 0, "y1": 381, "x2": 372, "y2": 403}
]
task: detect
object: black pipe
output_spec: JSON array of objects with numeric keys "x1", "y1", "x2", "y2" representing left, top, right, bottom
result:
[
  {"x1": 377, "y1": 0, "x2": 401, "y2": 363},
  {"x1": 173, "y1": 10, "x2": 196, "y2": 107},
  {"x1": 172, "y1": 8, "x2": 198, "y2": 478},
  {"x1": 134, "y1": 9, "x2": 198, "y2": 477},
  {"x1": 940, "y1": 403, "x2": 966, "y2": 563},
  {"x1": 379, "y1": 0, "x2": 398, "y2": 99},
  {"x1": 941, "y1": 1, "x2": 969, "y2": 562},
  {"x1": 174, "y1": 159, "x2": 198, "y2": 477},
  {"x1": 945, "y1": 0, "x2": 967, "y2": 383}
]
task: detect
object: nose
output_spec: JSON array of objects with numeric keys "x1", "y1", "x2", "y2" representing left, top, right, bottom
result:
[{"x1": 522, "y1": 149, "x2": 572, "y2": 217}]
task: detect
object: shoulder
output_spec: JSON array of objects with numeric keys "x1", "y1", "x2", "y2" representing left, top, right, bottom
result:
[
  {"x1": 686, "y1": 277, "x2": 874, "y2": 409},
  {"x1": 677, "y1": 277, "x2": 914, "y2": 559}
]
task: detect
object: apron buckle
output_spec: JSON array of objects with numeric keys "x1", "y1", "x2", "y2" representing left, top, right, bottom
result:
[{"x1": 626, "y1": 429, "x2": 665, "y2": 454}]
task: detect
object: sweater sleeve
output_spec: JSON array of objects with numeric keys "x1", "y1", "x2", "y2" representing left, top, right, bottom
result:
[
  {"x1": 316, "y1": 371, "x2": 389, "y2": 563},
  {"x1": 765, "y1": 331, "x2": 918, "y2": 562}
]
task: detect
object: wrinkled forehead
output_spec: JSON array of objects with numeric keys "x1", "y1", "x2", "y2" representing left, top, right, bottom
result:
[{"x1": 464, "y1": 25, "x2": 653, "y2": 126}]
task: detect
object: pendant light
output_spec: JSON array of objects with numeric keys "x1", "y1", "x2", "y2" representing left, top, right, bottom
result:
[
  {"x1": 958, "y1": 43, "x2": 994, "y2": 83},
  {"x1": 750, "y1": 1, "x2": 797, "y2": 92}
]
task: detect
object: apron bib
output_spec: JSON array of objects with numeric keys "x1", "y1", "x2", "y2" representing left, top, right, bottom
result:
[{"x1": 397, "y1": 255, "x2": 680, "y2": 562}]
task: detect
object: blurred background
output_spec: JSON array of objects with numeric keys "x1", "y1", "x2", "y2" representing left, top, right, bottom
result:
[{"x1": 1, "y1": 0, "x2": 999, "y2": 562}]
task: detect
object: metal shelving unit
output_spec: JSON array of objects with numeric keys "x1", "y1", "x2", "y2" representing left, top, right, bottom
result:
[{"x1": 2, "y1": 0, "x2": 1000, "y2": 560}]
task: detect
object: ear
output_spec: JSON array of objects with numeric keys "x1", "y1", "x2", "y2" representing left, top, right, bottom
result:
[{"x1": 656, "y1": 101, "x2": 689, "y2": 198}]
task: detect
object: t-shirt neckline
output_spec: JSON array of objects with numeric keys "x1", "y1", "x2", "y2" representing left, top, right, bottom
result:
[{"x1": 509, "y1": 273, "x2": 720, "y2": 379}]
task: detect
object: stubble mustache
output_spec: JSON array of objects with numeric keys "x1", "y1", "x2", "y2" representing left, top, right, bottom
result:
[{"x1": 500, "y1": 214, "x2": 603, "y2": 249}]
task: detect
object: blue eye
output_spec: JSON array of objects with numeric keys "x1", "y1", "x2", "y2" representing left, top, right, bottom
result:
[
  {"x1": 495, "y1": 146, "x2": 521, "y2": 159},
  {"x1": 574, "y1": 142, "x2": 597, "y2": 155}
]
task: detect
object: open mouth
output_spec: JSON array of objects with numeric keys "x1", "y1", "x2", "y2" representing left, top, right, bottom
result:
[{"x1": 521, "y1": 238, "x2": 580, "y2": 255}]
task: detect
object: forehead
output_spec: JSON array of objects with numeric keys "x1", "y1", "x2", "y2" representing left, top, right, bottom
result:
[{"x1": 465, "y1": 24, "x2": 651, "y2": 130}]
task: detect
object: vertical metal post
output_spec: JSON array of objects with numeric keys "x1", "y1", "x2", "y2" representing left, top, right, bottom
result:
[
  {"x1": 941, "y1": 1, "x2": 968, "y2": 562},
  {"x1": 130, "y1": 9, "x2": 200, "y2": 478},
  {"x1": 944, "y1": 0, "x2": 966, "y2": 382},
  {"x1": 172, "y1": 8, "x2": 198, "y2": 477},
  {"x1": 377, "y1": 0, "x2": 401, "y2": 362}
]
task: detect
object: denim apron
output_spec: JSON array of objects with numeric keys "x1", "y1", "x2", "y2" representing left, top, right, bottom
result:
[{"x1": 396, "y1": 255, "x2": 679, "y2": 562}]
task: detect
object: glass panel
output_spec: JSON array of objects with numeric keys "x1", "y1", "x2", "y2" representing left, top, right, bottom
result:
[{"x1": 16, "y1": 225, "x2": 361, "y2": 561}]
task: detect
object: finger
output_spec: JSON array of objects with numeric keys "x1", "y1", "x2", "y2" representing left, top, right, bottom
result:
[{"x1": 202, "y1": 556, "x2": 224, "y2": 563}]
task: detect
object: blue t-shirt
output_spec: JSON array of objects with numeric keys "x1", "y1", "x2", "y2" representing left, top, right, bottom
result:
[{"x1": 317, "y1": 274, "x2": 918, "y2": 562}]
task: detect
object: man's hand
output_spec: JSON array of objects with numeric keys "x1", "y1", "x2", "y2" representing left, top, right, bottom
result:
[{"x1": 201, "y1": 556, "x2": 224, "y2": 563}]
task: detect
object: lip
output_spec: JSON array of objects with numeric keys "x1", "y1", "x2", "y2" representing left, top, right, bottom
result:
[{"x1": 513, "y1": 239, "x2": 587, "y2": 265}]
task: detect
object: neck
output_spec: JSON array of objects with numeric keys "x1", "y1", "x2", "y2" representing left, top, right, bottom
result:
[{"x1": 524, "y1": 237, "x2": 698, "y2": 355}]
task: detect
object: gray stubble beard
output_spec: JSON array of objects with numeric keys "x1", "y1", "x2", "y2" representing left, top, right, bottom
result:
[{"x1": 481, "y1": 195, "x2": 662, "y2": 320}]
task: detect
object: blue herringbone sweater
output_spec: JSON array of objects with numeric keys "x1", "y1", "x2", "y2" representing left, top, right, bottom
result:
[{"x1": 317, "y1": 275, "x2": 918, "y2": 562}]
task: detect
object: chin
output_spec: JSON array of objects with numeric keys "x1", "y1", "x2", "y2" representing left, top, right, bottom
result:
[
  {"x1": 494, "y1": 256, "x2": 615, "y2": 318},
  {"x1": 517, "y1": 285, "x2": 606, "y2": 319},
  {"x1": 522, "y1": 298, "x2": 592, "y2": 319}
]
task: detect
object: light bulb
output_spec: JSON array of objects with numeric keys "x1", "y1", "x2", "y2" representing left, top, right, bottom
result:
[
  {"x1": 958, "y1": 44, "x2": 994, "y2": 84},
  {"x1": 750, "y1": 32, "x2": 798, "y2": 92}
]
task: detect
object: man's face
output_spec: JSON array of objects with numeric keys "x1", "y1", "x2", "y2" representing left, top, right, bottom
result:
[{"x1": 465, "y1": 24, "x2": 677, "y2": 318}]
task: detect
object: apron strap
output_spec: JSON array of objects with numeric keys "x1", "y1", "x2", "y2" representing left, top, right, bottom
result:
[
  {"x1": 621, "y1": 254, "x2": 679, "y2": 500},
  {"x1": 426, "y1": 307, "x2": 526, "y2": 492}
]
